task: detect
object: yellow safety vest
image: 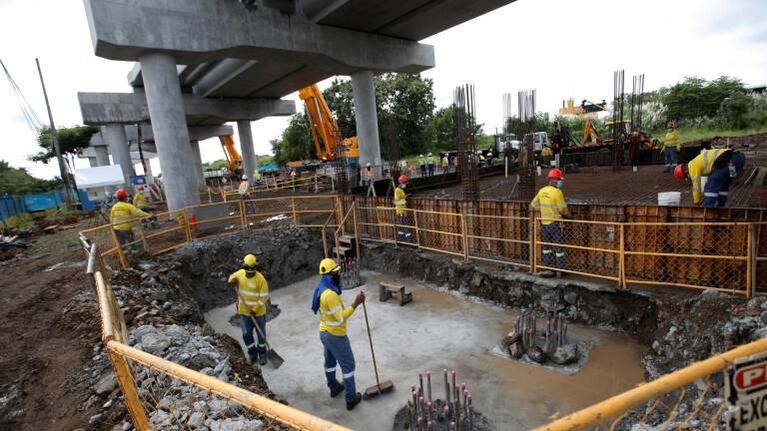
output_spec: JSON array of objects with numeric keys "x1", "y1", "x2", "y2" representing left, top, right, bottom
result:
[
  {"x1": 687, "y1": 148, "x2": 730, "y2": 205},
  {"x1": 238, "y1": 181, "x2": 249, "y2": 196},
  {"x1": 664, "y1": 130, "x2": 682, "y2": 152},
  {"x1": 110, "y1": 201, "x2": 150, "y2": 231},
  {"x1": 228, "y1": 269, "x2": 269, "y2": 317},
  {"x1": 132, "y1": 193, "x2": 147, "y2": 209},
  {"x1": 530, "y1": 185, "x2": 568, "y2": 225},
  {"x1": 394, "y1": 186, "x2": 407, "y2": 216},
  {"x1": 318, "y1": 289, "x2": 355, "y2": 337}
]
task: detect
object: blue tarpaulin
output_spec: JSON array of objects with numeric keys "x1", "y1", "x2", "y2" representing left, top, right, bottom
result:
[
  {"x1": 0, "y1": 189, "x2": 95, "y2": 221},
  {"x1": 257, "y1": 163, "x2": 279, "y2": 172}
]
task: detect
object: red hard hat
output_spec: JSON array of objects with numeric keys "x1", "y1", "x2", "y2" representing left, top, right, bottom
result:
[
  {"x1": 115, "y1": 188, "x2": 128, "y2": 200},
  {"x1": 673, "y1": 164, "x2": 685, "y2": 180},
  {"x1": 138, "y1": 185, "x2": 145, "y2": 191},
  {"x1": 398, "y1": 175, "x2": 408, "y2": 184},
  {"x1": 547, "y1": 168, "x2": 563, "y2": 180}
]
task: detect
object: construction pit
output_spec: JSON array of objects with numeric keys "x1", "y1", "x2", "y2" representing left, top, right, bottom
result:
[{"x1": 61, "y1": 222, "x2": 763, "y2": 431}]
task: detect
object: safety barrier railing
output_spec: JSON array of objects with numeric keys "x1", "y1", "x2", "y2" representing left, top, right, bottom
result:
[
  {"x1": 80, "y1": 196, "x2": 340, "y2": 270},
  {"x1": 536, "y1": 337, "x2": 767, "y2": 431},
  {"x1": 80, "y1": 237, "x2": 351, "y2": 431},
  {"x1": 221, "y1": 174, "x2": 334, "y2": 199}
]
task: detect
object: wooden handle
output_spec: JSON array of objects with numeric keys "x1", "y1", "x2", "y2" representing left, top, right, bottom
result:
[{"x1": 361, "y1": 301, "x2": 381, "y2": 387}]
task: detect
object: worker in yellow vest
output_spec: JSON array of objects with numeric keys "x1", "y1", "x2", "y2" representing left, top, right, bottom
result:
[
  {"x1": 311, "y1": 258, "x2": 367, "y2": 410},
  {"x1": 110, "y1": 188, "x2": 152, "y2": 253},
  {"x1": 674, "y1": 148, "x2": 746, "y2": 207},
  {"x1": 132, "y1": 185, "x2": 147, "y2": 209},
  {"x1": 228, "y1": 254, "x2": 270, "y2": 366},
  {"x1": 662, "y1": 121, "x2": 682, "y2": 172},
  {"x1": 394, "y1": 175, "x2": 413, "y2": 242},
  {"x1": 530, "y1": 169, "x2": 569, "y2": 277}
]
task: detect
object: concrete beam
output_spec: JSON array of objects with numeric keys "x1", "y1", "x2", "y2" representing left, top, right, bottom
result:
[
  {"x1": 89, "y1": 124, "x2": 235, "y2": 145},
  {"x1": 83, "y1": 0, "x2": 434, "y2": 74},
  {"x1": 78, "y1": 92, "x2": 295, "y2": 125}
]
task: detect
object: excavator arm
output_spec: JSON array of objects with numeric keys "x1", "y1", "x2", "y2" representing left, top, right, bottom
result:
[{"x1": 299, "y1": 85, "x2": 341, "y2": 161}]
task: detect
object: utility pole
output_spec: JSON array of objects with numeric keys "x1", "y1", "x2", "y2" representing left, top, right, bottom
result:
[{"x1": 35, "y1": 58, "x2": 73, "y2": 208}]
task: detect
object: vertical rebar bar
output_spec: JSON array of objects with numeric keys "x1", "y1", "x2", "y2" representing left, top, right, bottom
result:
[
  {"x1": 419, "y1": 374, "x2": 424, "y2": 398},
  {"x1": 427, "y1": 371, "x2": 432, "y2": 402},
  {"x1": 444, "y1": 369, "x2": 451, "y2": 408}
]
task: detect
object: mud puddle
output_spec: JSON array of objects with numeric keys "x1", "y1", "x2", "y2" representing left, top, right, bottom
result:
[{"x1": 205, "y1": 271, "x2": 645, "y2": 430}]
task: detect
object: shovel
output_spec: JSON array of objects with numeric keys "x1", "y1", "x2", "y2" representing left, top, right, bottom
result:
[
  {"x1": 361, "y1": 301, "x2": 394, "y2": 398},
  {"x1": 236, "y1": 290, "x2": 284, "y2": 369}
]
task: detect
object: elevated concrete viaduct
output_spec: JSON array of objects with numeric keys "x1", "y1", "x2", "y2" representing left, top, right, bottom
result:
[{"x1": 83, "y1": 0, "x2": 515, "y2": 210}]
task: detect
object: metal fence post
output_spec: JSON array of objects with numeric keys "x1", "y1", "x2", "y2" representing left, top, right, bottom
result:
[
  {"x1": 619, "y1": 224, "x2": 626, "y2": 290},
  {"x1": 183, "y1": 208, "x2": 192, "y2": 242},
  {"x1": 291, "y1": 196, "x2": 297, "y2": 225},
  {"x1": 461, "y1": 213, "x2": 469, "y2": 262},
  {"x1": 108, "y1": 350, "x2": 151, "y2": 431},
  {"x1": 239, "y1": 199, "x2": 247, "y2": 230},
  {"x1": 748, "y1": 223, "x2": 756, "y2": 298},
  {"x1": 413, "y1": 209, "x2": 421, "y2": 249},
  {"x1": 109, "y1": 227, "x2": 129, "y2": 270},
  {"x1": 352, "y1": 203, "x2": 361, "y2": 260},
  {"x1": 529, "y1": 214, "x2": 537, "y2": 274}
]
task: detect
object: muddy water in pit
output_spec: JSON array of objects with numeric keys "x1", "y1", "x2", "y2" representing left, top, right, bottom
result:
[{"x1": 205, "y1": 271, "x2": 645, "y2": 430}]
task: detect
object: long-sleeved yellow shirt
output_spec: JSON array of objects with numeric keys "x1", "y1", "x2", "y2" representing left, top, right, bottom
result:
[
  {"x1": 229, "y1": 269, "x2": 269, "y2": 317},
  {"x1": 394, "y1": 186, "x2": 407, "y2": 216},
  {"x1": 318, "y1": 289, "x2": 355, "y2": 336},
  {"x1": 110, "y1": 201, "x2": 151, "y2": 231},
  {"x1": 531, "y1": 186, "x2": 568, "y2": 225},
  {"x1": 663, "y1": 130, "x2": 682, "y2": 152},
  {"x1": 688, "y1": 148, "x2": 730, "y2": 204}
]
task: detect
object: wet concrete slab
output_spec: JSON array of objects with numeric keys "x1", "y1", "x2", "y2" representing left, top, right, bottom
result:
[{"x1": 205, "y1": 271, "x2": 646, "y2": 430}]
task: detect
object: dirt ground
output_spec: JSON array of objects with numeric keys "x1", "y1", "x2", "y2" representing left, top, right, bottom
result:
[{"x1": 0, "y1": 222, "x2": 100, "y2": 430}]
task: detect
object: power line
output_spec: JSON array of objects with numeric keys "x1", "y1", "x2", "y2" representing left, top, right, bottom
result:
[{"x1": 0, "y1": 57, "x2": 45, "y2": 134}]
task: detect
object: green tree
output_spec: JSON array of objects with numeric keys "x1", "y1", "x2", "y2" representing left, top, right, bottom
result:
[
  {"x1": 203, "y1": 159, "x2": 230, "y2": 171},
  {"x1": 271, "y1": 113, "x2": 312, "y2": 165},
  {"x1": 663, "y1": 76, "x2": 745, "y2": 121},
  {"x1": 718, "y1": 93, "x2": 753, "y2": 129},
  {"x1": 32, "y1": 125, "x2": 100, "y2": 163},
  {"x1": 0, "y1": 160, "x2": 61, "y2": 195},
  {"x1": 322, "y1": 73, "x2": 436, "y2": 158},
  {"x1": 430, "y1": 106, "x2": 456, "y2": 151}
]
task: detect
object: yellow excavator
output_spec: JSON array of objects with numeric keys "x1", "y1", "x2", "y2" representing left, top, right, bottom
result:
[
  {"x1": 298, "y1": 84, "x2": 359, "y2": 162},
  {"x1": 219, "y1": 135, "x2": 243, "y2": 173}
]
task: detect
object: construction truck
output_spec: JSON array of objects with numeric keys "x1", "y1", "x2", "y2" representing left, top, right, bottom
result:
[{"x1": 298, "y1": 85, "x2": 359, "y2": 165}]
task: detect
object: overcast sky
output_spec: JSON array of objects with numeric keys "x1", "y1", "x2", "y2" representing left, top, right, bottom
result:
[{"x1": 1, "y1": 0, "x2": 765, "y2": 179}]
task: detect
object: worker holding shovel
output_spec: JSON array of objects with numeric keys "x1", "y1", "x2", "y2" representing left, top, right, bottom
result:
[
  {"x1": 312, "y1": 258, "x2": 367, "y2": 410},
  {"x1": 229, "y1": 254, "x2": 270, "y2": 366}
]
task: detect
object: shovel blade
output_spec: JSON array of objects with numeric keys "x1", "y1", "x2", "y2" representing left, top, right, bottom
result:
[{"x1": 267, "y1": 349, "x2": 284, "y2": 369}]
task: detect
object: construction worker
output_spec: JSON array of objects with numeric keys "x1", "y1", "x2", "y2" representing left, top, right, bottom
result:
[
  {"x1": 662, "y1": 121, "x2": 681, "y2": 172},
  {"x1": 311, "y1": 258, "x2": 367, "y2": 410},
  {"x1": 530, "y1": 169, "x2": 569, "y2": 277},
  {"x1": 132, "y1": 185, "x2": 148, "y2": 210},
  {"x1": 674, "y1": 148, "x2": 746, "y2": 207},
  {"x1": 394, "y1": 175, "x2": 413, "y2": 242},
  {"x1": 427, "y1": 153, "x2": 435, "y2": 176},
  {"x1": 110, "y1": 188, "x2": 152, "y2": 253},
  {"x1": 228, "y1": 254, "x2": 270, "y2": 366},
  {"x1": 418, "y1": 154, "x2": 426, "y2": 177},
  {"x1": 441, "y1": 154, "x2": 450, "y2": 174},
  {"x1": 238, "y1": 174, "x2": 250, "y2": 199}
]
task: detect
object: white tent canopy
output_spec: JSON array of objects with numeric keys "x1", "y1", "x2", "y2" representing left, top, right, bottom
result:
[{"x1": 75, "y1": 165, "x2": 125, "y2": 188}]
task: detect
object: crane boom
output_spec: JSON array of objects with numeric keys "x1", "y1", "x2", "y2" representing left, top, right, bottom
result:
[{"x1": 219, "y1": 135, "x2": 243, "y2": 173}]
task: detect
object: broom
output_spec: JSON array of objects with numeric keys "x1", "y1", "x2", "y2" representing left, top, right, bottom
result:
[{"x1": 361, "y1": 301, "x2": 394, "y2": 398}]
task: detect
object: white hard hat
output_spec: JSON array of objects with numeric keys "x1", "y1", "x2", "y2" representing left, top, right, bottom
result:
[
  {"x1": 242, "y1": 175, "x2": 247, "y2": 180},
  {"x1": 428, "y1": 152, "x2": 432, "y2": 156},
  {"x1": 420, "y1": 154, "x2": 424, "y2": 157},
  {"x1": 366, "y1": 162, "x2": 371, "y2": 167}
]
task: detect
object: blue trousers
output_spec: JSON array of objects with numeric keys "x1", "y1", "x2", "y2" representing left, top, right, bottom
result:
[
  {"x1": 541, "y1": 222, "x2": 565, "y2": 268},
  {"x1": 702, "y1": 152, "x2": 745, "y2": 207},
  {"x1": 241, "y1": 314, "x2": 267, "y2": 361},
  {"x1": 320, "y1": 332, "x2": 357, "y2": 404},
  {"x1": 664, "y1": 148, "x2": 678, "y2": 168}
]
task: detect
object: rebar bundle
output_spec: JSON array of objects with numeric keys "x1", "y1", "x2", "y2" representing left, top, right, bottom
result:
[
  {"x1": 453, "y1": 84, "x2": 479, "y2": 201},
  {"x1": 517, "y1": 90, "x2": 537, "y2": 200},
  {"x1": 340, "y1": 256, "x2": 361, "y2": 289},
  {"x1": 407, "y1": 370, "x2": 475, "y2": 431},
  {"x1": 612, "y1": 70, "x2": 625, "y2": 171},
  {"x1": 333, "y1": 145, "x2": 349, "y2": 194}
]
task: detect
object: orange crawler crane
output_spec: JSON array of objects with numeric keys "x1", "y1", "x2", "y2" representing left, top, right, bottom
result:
[
  {"x1": 298, "y1": 84, "x2": 359, "y2": 162},
  {"x1": 219, "y1": 135, "x2": 243, "y2": 174}
]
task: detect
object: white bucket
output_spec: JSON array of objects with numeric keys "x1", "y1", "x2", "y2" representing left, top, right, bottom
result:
[
  {"x1": 700, "y1": 176, "x2": 708, "y2": 192},
  {"x1": 658, "y1": 191, "x2": 681, "y2": 206}
]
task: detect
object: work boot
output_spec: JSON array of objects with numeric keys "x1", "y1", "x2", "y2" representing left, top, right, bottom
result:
[
  {"x1": 259, "y1": 355, "x2": 268, "y2": 366},
  {"x1": 330, "y1": 383, "x2": 345, "y2": 398},
  {"x1": 346, "y1": 393, "x2": 362, "y2": 411}
]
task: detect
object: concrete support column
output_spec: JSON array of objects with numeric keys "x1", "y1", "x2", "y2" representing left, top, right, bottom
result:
[
  {"x1": 87, "y1": 157, "x2": 98, "y2": 167},
  {"x1": 351, "y1": 70, "x2": 382, "y2": 178},
  {"x1": 190, "y1": 141, "x2": 206, "y2": 191},
  {"x1": 103, "y1": 124, "x2": 133, "y2": 187},
  {"x1": 92, "y1": 145, "x2": 115, "y2": 196},
  {"x1": 144, "y1": 158, "x2": 154, "y2": 184},
  {"x1": 237, "y1": 120, "x2": 257, "y2": 185},
  {"x1": 140, "y1": 52, "x2": 199, "y2": 211}
]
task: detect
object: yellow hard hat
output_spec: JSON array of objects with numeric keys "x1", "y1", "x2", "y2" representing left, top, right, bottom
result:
[
  {"x1": 243, "y1": 254, "x2": 258, "y2": 268},
  {"x1": 319, "y1": 258, "x2": 341, "y2": 275}
]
